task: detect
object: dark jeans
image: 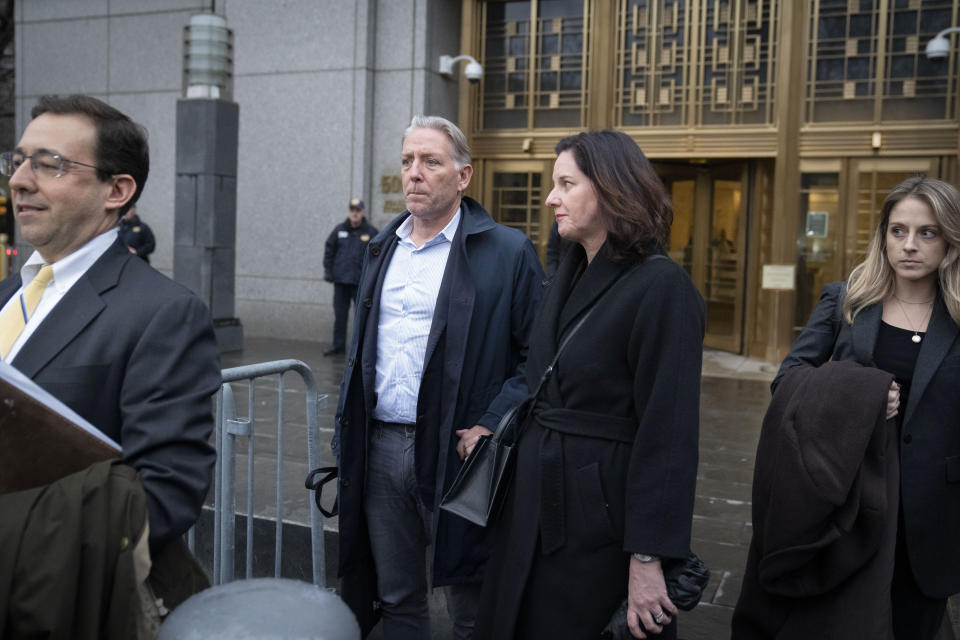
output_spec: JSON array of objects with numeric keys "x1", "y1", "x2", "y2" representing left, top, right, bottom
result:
[
  {"x1": 364, "y1": 421, "x2": 481, "y2": 640},
  {"x1": 332, "y1": 282, "x2": 357, "y2": 349}
]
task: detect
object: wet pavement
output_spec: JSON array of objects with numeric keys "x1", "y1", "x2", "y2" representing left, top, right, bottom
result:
[{"x1": 218, "y1": 336, "x2": 777, "y2": 639}]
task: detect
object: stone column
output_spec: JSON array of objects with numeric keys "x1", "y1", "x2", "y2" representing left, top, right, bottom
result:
[{"x1": 174, "y1": 98, "x2": 243, "y2": 352}]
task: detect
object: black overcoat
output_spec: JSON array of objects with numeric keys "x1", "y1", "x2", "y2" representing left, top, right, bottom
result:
[
  {"x1": 773, "y1": 282, "x2": 960, "y2": 598},
  {"x1": 475, "y1": 244, "x2": 705, "y2": 639},
  {"x1": 331, "y1": 197, "x2": 544, "y2": 620},
  {"x1": 732, "y1": 361, "x2": 899, "y2": 639}
]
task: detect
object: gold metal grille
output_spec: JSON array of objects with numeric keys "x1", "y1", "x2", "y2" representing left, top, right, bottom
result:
[
  {"x1": 615, "y1": 0, "x2": 778, "y2": 127},
  {"x1": 697, "y1": 0, "x2": 779, "y2": 125},
  {"x1": 806, "y1": 0, "x2": 960, "y2": 123},
  {"x1": 616, "y1": 0, "x2": 691, "y2": 126},
  {"x1": 491, "y1": 171, "x2": 544, "y2": 242},
  {"x1": 480, "y1": 0, "x2": 590, "y2": 130},
  {"x1": 854, "y1": 169, "x2": 915, "y2": 262}
]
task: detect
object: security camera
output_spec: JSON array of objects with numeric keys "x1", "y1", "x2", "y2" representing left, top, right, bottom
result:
[
  {"x1": 925, "y1": 28, "x2": 960, "y2": 60},
  {"x1": 464, "y1": 60, "x2": 483, "y2": 84},
  {"x1": 926, "y1": 35, "x2": 950, "y2": 60},
  {"x1": 439, "y1": 54, "x2": 483, "y2": 83}
]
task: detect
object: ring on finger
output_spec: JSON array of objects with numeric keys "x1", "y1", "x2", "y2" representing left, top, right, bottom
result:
[{"x1": 654, "y1": 611, "x2": 665, "y2": 625}]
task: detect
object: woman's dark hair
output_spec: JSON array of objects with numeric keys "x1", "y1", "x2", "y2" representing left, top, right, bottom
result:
[
  {"x1": 32, "y1": 94, "x2": 149, "y2": 217},
  {"x1": 554, "y1": 130, "x2": 671, "y2": 263}
]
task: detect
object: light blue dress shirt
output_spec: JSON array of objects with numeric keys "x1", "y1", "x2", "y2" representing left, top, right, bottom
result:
[{"x1": 371, "y1": 209, "x2": 462, "y2": 424}]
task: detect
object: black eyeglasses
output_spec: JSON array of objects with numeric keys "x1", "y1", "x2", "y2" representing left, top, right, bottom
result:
[{"x1": 0, "y1": 151, "x2": 107, "y2": 179}]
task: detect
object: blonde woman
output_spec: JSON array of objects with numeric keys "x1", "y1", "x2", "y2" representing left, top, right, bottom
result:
[{"x1": 769, "y1": 176, "x2": 960, "y2": 639}]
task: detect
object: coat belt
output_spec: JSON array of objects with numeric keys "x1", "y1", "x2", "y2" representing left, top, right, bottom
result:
[{"x1": 535, "y1": 406, "x2": 636, "y2": 554}]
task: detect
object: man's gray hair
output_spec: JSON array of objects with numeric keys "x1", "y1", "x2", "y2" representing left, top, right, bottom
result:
[{"x1": 403, "y1": 115, "x2": 471, "y2": 169}]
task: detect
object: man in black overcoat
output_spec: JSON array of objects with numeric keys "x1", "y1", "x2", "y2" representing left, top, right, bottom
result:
[{"x1": 331, "y1": 115, "x2": 543, "y2": 638}]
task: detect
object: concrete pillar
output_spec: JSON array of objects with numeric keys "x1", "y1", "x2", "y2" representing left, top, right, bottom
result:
[{"x1": 174, "y1": 98, "x2": 243, "y2": 352}]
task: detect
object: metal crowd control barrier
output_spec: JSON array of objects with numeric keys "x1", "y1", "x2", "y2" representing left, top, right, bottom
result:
[{"x1": 211, "y1": 359, "x2": 328, "y2": 587}]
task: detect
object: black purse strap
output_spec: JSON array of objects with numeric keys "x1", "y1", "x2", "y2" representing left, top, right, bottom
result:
[
  {"x1": 490, "y1": 307, "x2": 597, "y2": 443},
  {"x1": 530, "y1": 257, "x2": 655, "y2": 401},
  {"x1": 305, "y1": 466, "x2": 339, "y2": 517},
  {"x1": 529, "y1": 306, "x2": 593, "y2": 398}
]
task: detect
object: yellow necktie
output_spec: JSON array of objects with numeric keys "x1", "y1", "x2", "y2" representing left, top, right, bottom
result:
[{"x1": 0, "y1": 265, "x2": 54, "y2": 358}]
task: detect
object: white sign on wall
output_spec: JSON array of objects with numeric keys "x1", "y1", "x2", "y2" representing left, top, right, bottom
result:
[{"x1": 761, "y1": 265, "x2": 796, "y2": 290}]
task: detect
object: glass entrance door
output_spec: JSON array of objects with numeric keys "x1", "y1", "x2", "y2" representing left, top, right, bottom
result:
[
  {"x1": 482, "y1": 160, "x2": 554, "y2": 261},
  {"x1": 658, "y1": 161, "x2": 750, "y2": 353}
]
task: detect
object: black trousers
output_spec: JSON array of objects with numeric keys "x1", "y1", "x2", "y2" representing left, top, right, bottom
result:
[
  {"x1": 892, "y1": 513, "x2": 948, "y2": 640},
  {"x1": 332, "y1": 282, "x2": 358, "y2": 349}
]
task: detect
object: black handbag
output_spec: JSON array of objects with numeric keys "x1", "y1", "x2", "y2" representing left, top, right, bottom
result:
[
  {"x1": 436, "y1": 398, "x2": 530, "y2": 526},
  {"x1": 439, "y1": 307, "x2": 598, "y2": 527},
  {"x1": 600, "y1": 552, "x2": 710, "y2": 639}
]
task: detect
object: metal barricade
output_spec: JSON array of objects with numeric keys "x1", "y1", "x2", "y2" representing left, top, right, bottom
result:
[{"x1": 211, "y1": 359, "x2": 328, "y2": 587}]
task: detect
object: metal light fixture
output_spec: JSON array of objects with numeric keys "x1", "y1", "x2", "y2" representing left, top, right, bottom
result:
[
  {"x1": 184, "y1": 13, "x2": 233, "y2": 99},
  {"x1": 925, "y1": 27, "x2": 960, "y2": 60},
  {"x1": 439, "y1": 54, "x2": 484, "y2": 83}
]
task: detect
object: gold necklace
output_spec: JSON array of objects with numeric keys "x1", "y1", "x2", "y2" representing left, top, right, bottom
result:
[
  {"x1": 893, "y1": 296, "x2": 932, "y2": 344},
  {"x1": 892, "y1": 293, "x2": 935, "y2": 305}
]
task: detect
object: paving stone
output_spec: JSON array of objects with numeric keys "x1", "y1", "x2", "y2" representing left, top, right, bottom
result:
[{"x1": 218, "y1": 337, "x2": 773, "y2": 639}]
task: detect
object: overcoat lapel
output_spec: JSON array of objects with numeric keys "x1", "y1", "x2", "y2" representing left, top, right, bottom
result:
[
  {"x1": 426, "y1": 215, "x2": 474, "y2": 411},
  {"x1": 556, "y1": 248, "x2": 629, "y2": 339},
  {"x1": 358, "y1": 229, "x2": 401, "y2": 413},
  {"x1": 905, "y1": 297, "x2": 957, "y2": 426},
  {"x1": 539, "y1": 245, "x2": 582, "y2": 360},
  {"x1": 10, "y1": 241, "x2": 127, "y2": 378},
  {"x1": 852, "y1": 301, "x2": 881, "y2": 366},
  {"x1": 423, "y1": 218, "x2": 469, "y2": 371}
]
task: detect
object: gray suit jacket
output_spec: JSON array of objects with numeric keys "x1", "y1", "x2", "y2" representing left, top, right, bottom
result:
[
  {"x1": 0, "y1": 239, "x2": 221, "y2": 549},
  {"x1": 775, "y1": 281, "x2": 960, "y2": 597}
]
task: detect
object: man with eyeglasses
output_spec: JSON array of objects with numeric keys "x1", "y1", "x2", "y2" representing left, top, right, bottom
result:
[
  {"x1": 0, "y1": 96, "x2": 220, "y2": 555},
  {"x1": 332, "y1": 116, "x2": 543, "y2": 639}
]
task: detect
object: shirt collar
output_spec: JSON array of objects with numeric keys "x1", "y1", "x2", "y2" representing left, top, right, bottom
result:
[
  {"x1": 395, "y1": 207, "x2": 462, "y2": 249},
  {"x1": 21, "y1": 228, "x2": 119, "y2": 293}
]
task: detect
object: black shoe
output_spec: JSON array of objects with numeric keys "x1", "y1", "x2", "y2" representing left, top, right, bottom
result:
[{"x1": 323, "y1": 346, "x2": 345, "y2": 357}]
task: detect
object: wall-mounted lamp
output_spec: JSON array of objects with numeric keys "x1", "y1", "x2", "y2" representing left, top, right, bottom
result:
[
  {"x1": 439, "y1": 54, "x2": 484, "y2": 83},
  {"x1": 184, "y1": 13, "x2": 233, "y2": 99},
  {"x1": 925, "y1": 27, "x2": 960, "y2": 60}
]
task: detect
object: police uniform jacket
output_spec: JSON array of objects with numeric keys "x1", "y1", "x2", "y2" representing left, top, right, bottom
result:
[{"x1": 323, "y1": 218, "x2": 378, "y2": 285}]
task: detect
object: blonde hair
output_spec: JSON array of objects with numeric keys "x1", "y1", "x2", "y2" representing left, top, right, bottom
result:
[{"x1": 844, "y1": 176, "x2": 960, "y2": 326}]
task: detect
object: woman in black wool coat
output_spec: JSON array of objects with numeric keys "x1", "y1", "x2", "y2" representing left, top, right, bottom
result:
[{"x1": 473, "y1": 130, "x2": 705, "y2": 640}]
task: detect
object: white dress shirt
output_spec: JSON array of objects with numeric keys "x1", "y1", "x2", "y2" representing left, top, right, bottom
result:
[
  {"x1": 2, "y1": 229, "x2": 119, "y2": 362},
  {"x1": 372, "y1": 210, "x2": 461, "y2": 423}
]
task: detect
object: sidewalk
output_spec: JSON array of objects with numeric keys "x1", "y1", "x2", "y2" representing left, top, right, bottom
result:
[
  {"x1": 218, "y1": 337, "x2": 957, "y2": 640},
  {"x1": 219, "y1": 338, "x2": 773, "y2": 639}
]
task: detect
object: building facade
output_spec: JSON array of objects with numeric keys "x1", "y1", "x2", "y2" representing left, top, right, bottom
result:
[
  {"x1": 12, "y1": 0, "x2": 960, "y2": 360},
  {"x1": 459, "y1": 0, "x2": 960, "y2": 361},
  {"x1": 12, "y1": 0, "x2": 462, "y2": 340}
]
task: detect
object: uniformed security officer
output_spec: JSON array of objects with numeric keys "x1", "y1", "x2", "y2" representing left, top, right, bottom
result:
[
  {"x1": 119, "y1": 204, "x2": 155, "y2": 263},
  {"x1": 322, "y1": 198, "x2": 378, "y2": 356}
]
